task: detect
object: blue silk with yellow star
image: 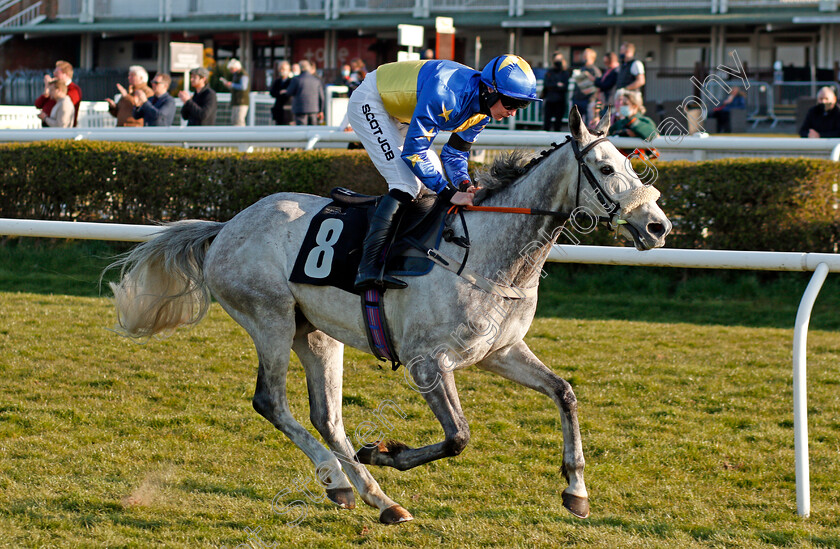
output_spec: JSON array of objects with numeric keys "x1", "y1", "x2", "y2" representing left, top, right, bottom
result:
[{"x1": 375, "y1": 60, "x2": 489, "y2": 194}]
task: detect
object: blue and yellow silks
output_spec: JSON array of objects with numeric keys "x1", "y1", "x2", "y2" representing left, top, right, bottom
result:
[{"x1": 376, "y1": 60, "x2": 489, "y2": 193}]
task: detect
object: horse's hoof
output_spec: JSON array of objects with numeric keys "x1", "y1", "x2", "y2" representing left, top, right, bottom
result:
[
  {"x1": 326, "y1": 487, "x2": 355, "y2": 509},
  {"x1": 355, "y1": 442, "x2": 380, "y2": 465},
  {"x1": 562, "y1": 491, "x2": 590, "y2": 519},
  {"x1": 379, "y1": 504, "x2": 413, "y2": 525},
  {"x1": 355, "y1": 440, "x2": 409, "y2": 468}
]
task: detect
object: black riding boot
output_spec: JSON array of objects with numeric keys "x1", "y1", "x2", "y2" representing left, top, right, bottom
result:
[{"x1": 354, "y1": 191, "x2": 411, "y2": 291}]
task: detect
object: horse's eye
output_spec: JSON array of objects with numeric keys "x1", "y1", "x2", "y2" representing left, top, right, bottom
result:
[{"x1": 600, "y1": 166, "x2": 614, "y2": 175}]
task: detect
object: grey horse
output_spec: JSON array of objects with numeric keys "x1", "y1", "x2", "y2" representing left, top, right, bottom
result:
[{"x1": 109, "y1": 108, "x2": 671, "y2": 524}]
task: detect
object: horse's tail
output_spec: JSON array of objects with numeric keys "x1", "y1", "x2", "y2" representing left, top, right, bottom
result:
[{"x1": 107, "y1": 220, "x2": 226, "y2": 339}]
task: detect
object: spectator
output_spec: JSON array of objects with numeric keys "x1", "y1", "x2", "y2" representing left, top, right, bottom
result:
[
  {"x1": 34, "y1": 74, "x2": 57, "y2": 128},
  {"x1": 335, "y1": 64, "x2": 353, "y2": 86},
  {"x1": 286, "y1": 59, "x2": 324, "y2": 126},
  {"x1": 269, "y1": 60, "x2": 294, "y2": 125},
  {"x1": 291, "y1": 63, "x2": 301, "y2": 76},
  {"x1": 609, "y1": 88, "x2": 657, "y2": 140},
  {"x1": 178, "y1": 67, "x2": 217, "y2": 126},
  {"x1": 105, "y1": 66, "x2": 153, "y2": 127},
  {"x1": 348, "y1": 57, "x2": 367, "y2": 95},
  {"x1": 799, "y1": 86, "x2": 840, "y2": 139},
  {"x1": 542, "y1": 52, "x2": 570, "y2": 132},
  {"x1": 571, "y1": 48, "x2": 602, "y2": 125},
  {"x1": 710, "y1": 86, "x2": 746, "y2": 133},
  {"x1": 54, "y1": 60, "x2": 82, "y2": 127},
  {"x1": 422, "y1": 48, "x2": 435, "y2": 60},
  {"x1": 35, "y1": 60, "x2": 82, "y2": 127},
  {"x1": 220, "y1": 58, "x2": 250, "y2": 126},
  {"x1": 593, "y1": 52, "x2": 620, "y2": 110},
  {"x1": 615, "y1": 42, "x2": 645, "y2": 99},
  {"x1": 38, "y1": 80, "x2": 74, "y2": 128},
  {"x1": 133, "y1": 73, "x2": 176, "y2": 126}
]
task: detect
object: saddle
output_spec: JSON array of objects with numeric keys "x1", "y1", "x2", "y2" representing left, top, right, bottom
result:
[{"x1": 289, "y1": 187, "x2": 453, "y2": 295}]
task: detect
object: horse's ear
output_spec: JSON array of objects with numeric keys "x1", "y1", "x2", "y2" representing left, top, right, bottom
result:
[
  {"x1": 568, "y1": 105, "x2": 586, "y2": 141},
  {"x1": 594, "y1": 107, "x2": 611, "y2": 135}
]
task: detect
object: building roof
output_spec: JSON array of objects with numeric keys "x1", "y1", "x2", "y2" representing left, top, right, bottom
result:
[{"x1": 1, "y1": 7, "x2": 826, "y2": 37}]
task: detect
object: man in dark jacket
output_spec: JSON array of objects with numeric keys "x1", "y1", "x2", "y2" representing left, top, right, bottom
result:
[
  {"x1": 178, "y1": 67, "x2": 217, "y2": 126},
  {"x1": 542, "y1": 52, "x2": 569, "y2": 131},
  {"x1": 133, "y1": 73, "x2": 176, "y2": 126},
  {"x1": 286, "y1": 59, "x2": 324, "y2": 125},
  {"x1": 800, "y1": 86, "x2": 840, "y2": 138},
  {"x1": 614, "y1": 42, "x2": 645, "y2": 98},
  {"x1": 269, "y1": 60, "x2": 294, "y2": 125}
]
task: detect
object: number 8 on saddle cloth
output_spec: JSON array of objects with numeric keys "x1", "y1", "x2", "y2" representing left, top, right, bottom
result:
[{"x1": 289, "y1": 189, "x2": 452, "y2": 295}]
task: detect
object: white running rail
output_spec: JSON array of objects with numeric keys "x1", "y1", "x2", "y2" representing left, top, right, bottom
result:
[{"x1": 1, "y1": 125, "x2": 840, "y2": 160}]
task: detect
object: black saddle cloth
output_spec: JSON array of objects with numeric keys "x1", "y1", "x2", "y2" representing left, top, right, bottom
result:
[{"x1": 289, "y1": 188, "x2": 450, "y2": 294}]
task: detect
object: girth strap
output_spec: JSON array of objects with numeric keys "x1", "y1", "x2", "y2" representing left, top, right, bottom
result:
[{"x1": 361, "y1": 289, "x2": 401, "y2": 370}]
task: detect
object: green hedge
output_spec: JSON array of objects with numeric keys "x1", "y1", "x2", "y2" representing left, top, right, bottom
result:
[
  {"x1": 1, "y1": 141, "x2": 839, "y2": 252},
  {"x1": 651, "y1": 158, "x2": 840, "y2": 252},
  {"x1": 0, "y1": 141, "x2": 387, "y2": 224}
]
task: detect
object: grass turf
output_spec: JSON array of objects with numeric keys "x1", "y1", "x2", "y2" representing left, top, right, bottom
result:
[{"x1": 1, "y1": 240, "x2": 839, "y2": 547}]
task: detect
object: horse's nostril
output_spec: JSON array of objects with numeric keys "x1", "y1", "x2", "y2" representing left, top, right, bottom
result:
[{"x1": 648, "y1": 222, "x2": 667, "y2": 238}]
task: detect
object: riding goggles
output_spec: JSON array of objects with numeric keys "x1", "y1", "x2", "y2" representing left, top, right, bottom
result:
[{"x1": 499, "y1": 95, "x2": 531, "y2": 111}]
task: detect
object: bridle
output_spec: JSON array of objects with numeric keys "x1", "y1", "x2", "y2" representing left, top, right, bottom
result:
[
  {"x1": 464, "y1": 134, "x2": 626, "y2": 229},
  {"x1": 568, "y1": 134, "x2": 624, "y2": 227}
]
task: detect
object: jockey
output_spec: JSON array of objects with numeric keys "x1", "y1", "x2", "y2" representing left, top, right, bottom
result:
[{"x1": 349, "y1": 54, "x2": 541, "y2": 291}]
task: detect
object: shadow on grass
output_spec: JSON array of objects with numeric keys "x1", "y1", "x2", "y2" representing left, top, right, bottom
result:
[{"x1": 0, "y1": 239, "x2": 131, "y2": 298}]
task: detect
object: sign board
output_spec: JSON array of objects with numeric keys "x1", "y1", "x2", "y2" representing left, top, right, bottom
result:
[
  {"x1": 397, "y1": 24, "x2": 424, "y2": 48},
  {"x1": 170, "y1": 42, "x2": 204, "y2": 73},
  {"x1": 435, "y1": 17, "x2": 454, "y2": 34},
  {"x1": 397, "y1": 51, "x2": 421, "y2": 62}
]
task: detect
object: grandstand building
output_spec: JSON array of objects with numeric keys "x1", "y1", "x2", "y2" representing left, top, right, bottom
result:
[{"x1": 1, "y1": 0, "x2": 838, "y2": 99}]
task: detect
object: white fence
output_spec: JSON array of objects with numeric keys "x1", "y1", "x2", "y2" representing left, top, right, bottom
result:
[
  {"x1": 2, "y1": 124, "x2": 840, "y2": 161},
  {"x1": 0, "y1": 101, "x2": 115, "y2": 129},
  {"x1": 0, "y1": 93, "x2": 284, "y2": 130},
  {"x1": 0, "y1": 216, "x2": 833, "y2": 519},
  {"x1": 0, "y1": 85, "x2": 529, "y2": 130}
]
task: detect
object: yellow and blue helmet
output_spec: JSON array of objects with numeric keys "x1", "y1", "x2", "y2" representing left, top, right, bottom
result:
[{"x1": 480, "y1": 54, "x2": 541, "y2": 108}]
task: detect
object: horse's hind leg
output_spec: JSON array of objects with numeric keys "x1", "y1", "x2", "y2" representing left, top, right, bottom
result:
[
  {"x1": 477, "y1": 340, "x2": 589, "y2": 519},
  {"x1": 292, "y1": 322, "x2": 412, "y2": 525},
  {"x1": 227, "y1": 306, "x2": 354, "y2": 516}
]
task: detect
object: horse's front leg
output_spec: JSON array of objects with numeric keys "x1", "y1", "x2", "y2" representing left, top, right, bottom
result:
[
  {"x1": 356, "y1": 358, "x2": 470, "y2": 471},
  {"x1": 477, "y1": 340, "x2": 589, "y2": 519}
]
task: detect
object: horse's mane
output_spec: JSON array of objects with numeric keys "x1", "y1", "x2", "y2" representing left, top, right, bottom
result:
[{"x1": 474, "y1": 141, "x2": 568, "y2": 204}]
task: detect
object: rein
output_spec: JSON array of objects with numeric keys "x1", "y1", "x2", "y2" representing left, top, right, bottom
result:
[
  {"x1": 463, "y1": 135, "x2": 625, "y2": 227},
  {"x1": 422, "y1": 134, "x2": 659, "y2": 298},
  {"x1": 462, "y1": 205, "x2": 571, "y2": 220}
]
